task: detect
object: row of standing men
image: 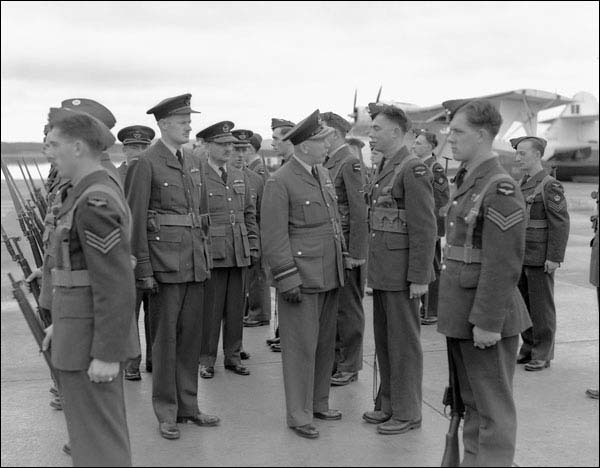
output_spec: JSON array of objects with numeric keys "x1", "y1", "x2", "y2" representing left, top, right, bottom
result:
[{"x1": 36, "y1": 93, "x2": 572, "y2": 467}]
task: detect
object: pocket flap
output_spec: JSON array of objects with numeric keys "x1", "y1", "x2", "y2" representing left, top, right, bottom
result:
[
  {"x1": 150, "y1": 228, "x2": 182, "y2": 243},
  {"x1": 459, "y1": 264, "x2": 481, "y2": 289},
  {"x1": 384, "y1": 232, "x2": 409, "y2": 250},
  {"x1": 292, "y1": 241, "x2": 323, "y2": 258},
  {"x1": 210, "y1": 225, "x2": 227, "y2": 237}
]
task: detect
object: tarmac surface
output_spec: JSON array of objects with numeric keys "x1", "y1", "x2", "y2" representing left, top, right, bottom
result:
[{"x1": 1, "y1": 180, "x2": 599, "y2": 467}]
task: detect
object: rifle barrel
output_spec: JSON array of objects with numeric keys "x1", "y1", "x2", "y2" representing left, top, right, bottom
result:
[{"x1": 34, "y1": 159, "x2": 47, "y2": 187}]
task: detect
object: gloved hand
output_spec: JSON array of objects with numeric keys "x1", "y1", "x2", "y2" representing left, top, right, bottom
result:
[
  {"x1": 282, "y1": 286, "x2": 302, "y2": 303},
  {"x1": 136, "y1": 276, "x2": 159, "y2": 294}
]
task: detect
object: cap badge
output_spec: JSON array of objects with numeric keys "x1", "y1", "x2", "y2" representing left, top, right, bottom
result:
[
  {"x1": 223, "y1": 123, "x2": 230, "y2": 133},
  {"x1": 72, "y1": 99, "x2": 81, "y2": 106},
  {"x1": 133, "y1": 133, "x2": 142, "y2": 139}
]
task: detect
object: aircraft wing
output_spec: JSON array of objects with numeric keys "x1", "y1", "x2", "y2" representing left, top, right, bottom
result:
[{"x1": 540, "y1": 114, "x2": 599, "y2": 124}]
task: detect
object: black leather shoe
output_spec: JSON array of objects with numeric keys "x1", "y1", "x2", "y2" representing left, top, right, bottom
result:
[
  {"x1": 331, "y1": 371, "x2": 358, "y2": 386},
  {"x1": 270, "y1": 343, "x2": 281, "y2": 352},
  {"x1": 200, "y1": 366, "x2": 214, "y2": 379},
  {"x1": 177, "y1": 413, "x2": 220, "y2": 427},
  {"x1": 146, "y1": 362, "x2": 152, "y2": 373},
  {"x1": 240, "y1": 351, "x2": 251, "y2": 360},
  {"x1": 124, "y1": 368, "x2": 142, "y2": 381},
  {"x1": 243, "y1": 318, "x2": 270, "y2": 327},
  {"x1": 314, "y1": 409, "x2": 342, "y2": 420},
  {"x1": 524, "y1": 360, "x2": 550, "y2": 371},
  {"x1": 159, "y1": 422, "x2": 180, "y2": 440},
  {"x1": 362, "y1": 410, "x2": 391, "y2": 424},
  {"x1": 516, "y1": 353, "x2": 531, "y2": 364},
  {"x1": 377, "y1": 418, "x2": 422, "y2": 435},
  {"x1": 291, "y1": 424, "x2": 319, "y2": 439},
  {"x1": 225, "y1": 364, "x2": 250, "y2": 375},
  {"x1": 62, "y1": 443, "x2": 71, "y2": 456},
  {"x1": 266, "y1": 336, "x2": 280, "y2": 346}
]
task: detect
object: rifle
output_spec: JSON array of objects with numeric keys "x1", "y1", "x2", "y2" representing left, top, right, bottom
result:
[
  {"x1": 34, "y1": 159, "x2": 47, "y2": 187},
  {"x1": 441, "y1": 338, "x2": 465, "y2": 467},
  {"x1": 8, "y1": 273, "x2": 57, "y2": 383},
  {"x1": 1, "y1": 158, "x2": 44, "y2": 267},
  {"x1": 23, "y1": 158, "x2": 48, "y2": 217},
  {"x1": 1, "y1": 225, "x2": 40, "y2": 303},
  {"x1": 16, "y1": 159, "x2": 46, "y2": 233}
]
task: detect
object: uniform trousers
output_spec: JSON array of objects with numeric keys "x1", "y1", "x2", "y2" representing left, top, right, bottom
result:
[
  {"x1": 279, "y1": 289, "x2": 339, "y2": 427},
  {"x1": 334, "y1": 267, "x2": 365, "y2": 373},
  {"x1": 125, "y1": 290, "x2": 151, "y2": 372},
  {"x1": 448, "y1": 336, "x2": 519, "y2": 467},
  {"x1": 245, "y1": 260, "x2": 271, "y2": 322},
  {"x1": 518, "y1": 266, "x2": 556, "y2": 361},
  {"x1": 58, "y1": 369, "x2": 131, "y2": 467},
  {"x1": 422, "y1": 238, "x2": 442, "y2": 318},
  {"x1": 373, "y1": 289, "x2": 422, "y2": 421},
  {"x1": 150, "y1": 282, "x2": 204, "y2": 423},
  {"x1": 200, "y1": 267, "x2": 246, "y2": 368}
]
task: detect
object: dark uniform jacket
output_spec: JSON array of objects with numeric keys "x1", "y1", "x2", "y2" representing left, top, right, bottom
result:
[
  {"x1": 117, "y1": 162, "x2": 128, "y2": 184},
  {"x1": 50, "y1": 170, "x2": 137, "y2": 370},
  {"x1": 424, "y1": 156, "x2": 450, "y2": 237},
  {"x1": 261, "y1": 156, "x2": 345, "y2": 293},
  {"x1": 205, "y1": 163, "x2": 259, "y2": 268},
  {"x1": 438, "y1": 157, "x2": 531, "y2": 339},
  {"x1": 367, "y1": 146, "x2": 437, "y2": 291},
  {"x1": 244, "y1": 167, "x2": 264, "y2": 225},
  {"x1": 127, "y1": 140, "x2": 211, "y2": 283},
  {"x1": 520, "y1": 170, "x2": 570, "y2": 266},
  {"x1": 323, "y1": 144, "x2": 368, "y2": 260}
]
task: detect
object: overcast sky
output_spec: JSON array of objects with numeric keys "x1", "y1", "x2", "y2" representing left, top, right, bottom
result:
[{"x1": 1, "y1": 1, "x2": 598, "y2": 142}]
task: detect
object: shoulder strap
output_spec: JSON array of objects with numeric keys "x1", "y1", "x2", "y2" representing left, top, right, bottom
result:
[
  {"x1": 381, "y1": 154, "x2": 419, "y2": 195},
  {"x1": 527, "y1": 174, "x2": 553, "y2": 216},
  {"x1": 464, "y1": 173, "x2": 510, "y2": 248}
]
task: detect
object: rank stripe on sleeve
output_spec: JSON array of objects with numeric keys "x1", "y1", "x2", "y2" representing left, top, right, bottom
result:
[
  {"x1": 486, "y1": 207, "x2": 524, "y2": 231},
  {"x1": 85, "y1": 228, "x2": 121, "y2": 254}
]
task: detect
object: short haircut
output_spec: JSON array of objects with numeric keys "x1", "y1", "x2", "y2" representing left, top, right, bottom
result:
[
  {"x1": 419, "y1": 131, "x2": 438, "y2": 148},
  {"x1": 379, "y1": 105, "x2": 411, "y2": 133},
  {"x1": 454, "y1": 99, "x2": 503, "y2": 139},
  {"x1": 50, "y1": 113, "x2": 107, "y2": 152}
]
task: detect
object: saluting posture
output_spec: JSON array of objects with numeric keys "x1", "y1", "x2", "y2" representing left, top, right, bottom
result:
[
  {"x1": 413, "y1": 131, "x2": 450, "y2": 325},
  {"x1": 363, "y1": 105, "x2": 437, "y2": 435},
  {"x1": 42, "y1": 111, "x2": 138, "y2": 466},
  {"x1": 126, "y1": 94, "x2": 219, "y2": 440},
  {"x1": 197, "y1": 122, "x2": 259, "y2": 378},
  {"x1": 438, "y1": 99, "x2": 531, "y2": 467},
  {"x1": 262, "y1": 110, "x2": 345, "y2": 439},
  {"x1": 511, "y1": 136, "x2": 570, "y2": 371},
  {"x1": 321, "y1": 112, "x2": 369, "y2": 386},
  {"x1": 116, "y1": 125, "x2": 155, "y2": 380}
]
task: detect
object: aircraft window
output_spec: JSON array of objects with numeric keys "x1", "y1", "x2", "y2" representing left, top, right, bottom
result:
[{"x1": 570, "y1": 104, "x2": 580, "y2": 114}]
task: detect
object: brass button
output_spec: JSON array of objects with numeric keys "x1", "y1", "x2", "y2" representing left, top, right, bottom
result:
[
  {"x1": 155, "y1": 236, "x2": 160, "y2": 240},
  {"x1": 227, "y1": 197, "x2": 232, "y2": 201},
  {"x1": 449, "y1": 222, "x2": 455, "y2": 227},
  {"x1": 163, "y1": 182, "x2": 168, "y2": 186},
  {"x1": 442, "y1": 264, "x2": 447, "y2": 270},
  {"x1": 305, "y1": 201, "x2": 310, "y2": 205},
  {"x1": 452, "y1": 201, "x2": 458, "y2": 206},
  {"x1": 297, "y1": 251, "x2": 302, "y2": 255},
  {"x1": 375, "y1": 184, "x2": 379, "y2": 188}
]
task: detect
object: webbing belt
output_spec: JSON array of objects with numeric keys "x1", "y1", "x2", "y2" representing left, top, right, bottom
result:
[
  {"x1": 527, "y1": 219, "x2": 548, "y2": 229},
  {"x1": 443, "y1": 245, "x2": 482, "y2": 264},
  {"x1": 51, "y1": 269, "x2": 90, "y2": 287},
  {"x1": 156, "y1": 213, "x2": 207, "y2": 227}
]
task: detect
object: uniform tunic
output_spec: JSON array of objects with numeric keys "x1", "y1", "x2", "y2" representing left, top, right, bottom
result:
[
  {"x1": 421, "y1": 156, "x2": 450, "y2": 319},
  {"x1": 51, "y1": 169, "x2": 137, "y2": 467},
  {"x1": 127, "y1": 139, "x2": 211, "y2": 423},
  {"x1": 518, "y1": 170, "x2": 570, "y2": 362},
  {"x1": 367, "y1": 146, "x2": 436, "y2": 421},
  {"x1": 438, "y1": 156, "x2": 531, "y2": 467},
  {"x1": 324, "y1": 143, "x2": 368, "y2": 374},
  {"x1": 199, "y1": 162, "x2": 259, "y2": 368},
  {"x1": 261, "y1": 156, "x2": 344, "y2": 427}
]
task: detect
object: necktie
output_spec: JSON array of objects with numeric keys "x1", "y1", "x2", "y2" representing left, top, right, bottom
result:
[
  {"x1": 311, "y1": 166, "x2": 321, "y2": 185},
  {"x1": 454, "y1": 166, "x2": 467, "y2": 188},
  {"x1": 219, "y1": 166, "x2": 228, "y2": 184},
  {"x1": 175, "y1": 149, "x2": 183, "y2": 166}
]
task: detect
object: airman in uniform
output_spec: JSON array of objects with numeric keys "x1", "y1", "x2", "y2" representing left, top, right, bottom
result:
[
  {"x1": 438, "y1": 99, "x2": 531, "y2": 467},
  {"x1": 266, "y1": 118, "x2": 297, "y2": 351},
  {"x1": 126, "y1": 94, "x2": 219, "y2": 440},
  {"x1": 413, "y1": 130, "x2": 450, "y2": 325},
  {"x1": 362, "y1": 104, "x2": 437, "y2": 435},
  {"x1": 231, "y1": 129, "x2": 272, "y2": 329},
  {"x1": 261, "y1": 110, "x2": 345, "y2": 439},
  {"x1": 197, "y1": 122, "x2": 259, "y2": 378},
  {"x1": 321, "y1": 112, "x2": 369, "y2": 386},
  {"x1": 510, "y1": 136, "x2": 570, "y2": 371},
  {"x1": 586, "y1": 188, "x2": 599, "y2": 399},
  {"x1": 246, "y1": 132, "x2": 267, "y2": 176},
  {"x1": 42, "y1": 109, "x2": 138, "y2": 466}
]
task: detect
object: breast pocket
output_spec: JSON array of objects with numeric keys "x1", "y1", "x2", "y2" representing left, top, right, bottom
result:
[
  {"x1": 148, "y1": 227, "x2": 182, "y2": 272},
  {"x1": 160, "y1": 179, "x2": 185, "y2": 208},
  {"x1": 208, "y1": 192, "x2": 226, "y2": 211},
  {"x1": 298, "y1": 198, "x2": 329, "y2": 226}
]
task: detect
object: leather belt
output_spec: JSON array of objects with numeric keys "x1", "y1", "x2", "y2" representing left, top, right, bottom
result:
[
  {"x1": 527, "y1": 219, "x2": 548, "y2": 229},
  {"x1": 209, "y1": 212, "x2": 245, "y2": 225},
  {"x1": 51, "y1": 269, "x2": 91, "y2": 287},
  {"x1": 443, "y1": 244, "x2": 482, "y2": 264},
  {"x1": 156, "y1": 213, "x2": 206, "y2": 228}
]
